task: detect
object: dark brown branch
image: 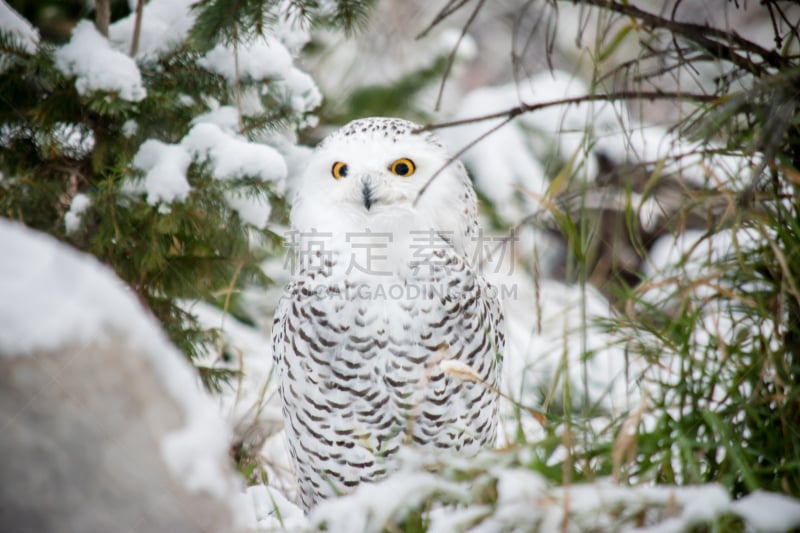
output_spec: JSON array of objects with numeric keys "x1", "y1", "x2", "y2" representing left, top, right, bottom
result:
[
  {"x1": 129, "y1": 0, "x2": 145, "y2": 57},
  {"x1": 417, "y1": 0, "x2": 788, "y2": 76},
  {"x1": 95, "y1": 0, "x2": 111, "y2": 37},
  {"x1": 570, "y1": 0, "x2": 788, "y2": 74},
  {"x1": 415, "y1": 91, "x2": 720, "y2": 133}
]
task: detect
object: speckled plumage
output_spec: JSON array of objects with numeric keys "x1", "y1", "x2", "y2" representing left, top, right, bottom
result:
[{"x1": 272, "y1": 117, "x2": 504, "y2": 511}]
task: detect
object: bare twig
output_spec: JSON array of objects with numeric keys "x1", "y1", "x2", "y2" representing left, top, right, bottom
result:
[
  {"x1": 416, "y1": 90, "x2": 720, "y2": 134},
  {"x1": 433, "y1": 0, "x2": 486, "y2": 112},
  {"x1": 510, "y1": 0, "x2": 548, "y2": 83},
  {"x1": 764, "y1": 0, "x2": 783, "y2": 50},
  {"x1": 413, "y1": 113, "x2": 518, "y2": 207},
  {"x1": 129, "y1": 0, "x2": 145, "y2": 57},
  {"x1": 571, "y1": 0, "x2": 787, "y2": 75},
  {"x1": 418, "y1": 0, "x2": 788, "y2": 82},
  {"x1": 416, "y1": 0, "x2": 472, "y2": 40},
  {"x1": 95, "y1": 0, "x2": 111, "y2": 37},
  {"x1": 413, "y1": 90, "x2": 719, "y2": 205},
  {"x1": 232, "y1": 24, "x2": 244, "y2": 132}
]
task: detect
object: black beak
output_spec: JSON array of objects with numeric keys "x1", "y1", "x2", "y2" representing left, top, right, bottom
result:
[{"x1": 362, "y1": 182, "x2": 373, "y2": 210}]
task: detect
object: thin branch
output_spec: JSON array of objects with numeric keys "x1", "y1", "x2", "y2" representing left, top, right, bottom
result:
[
  {"x1": 413, "y1": 114, "x2": 518, "y2": 207},
  {"x1": 433, "y1": 0, "x2": 486, "y2": 112},
  {"x1": 416, "y1": 0, "x2": 472, "y2": 40},
  {"x1": 415, "y1": 90, "x2": 721, "y2": 134},
  {"x1": 596, "y1": 45, "x2": 704, "y2": 88},
  {"x1": 95, "y1": 0, "x2": 111, "y2": 37},
  {"x1": 764, "y1": 0, "x2": 783, "y2": 50},
  {"x1": 233, "y1": 24, "x2": 244, "y2": 132},
  {"x1": 412, "y1": 90, "x2": 721, "y2": 206},
  {"x1": 510, "y1": 0, "x2": 546, "y2": 83},
  {"x1": 129, "y1": 0, "x2": 145, "y2": 57},
  {"x1": 566, "y1": 0, "x2": 787, "y2": 74}
]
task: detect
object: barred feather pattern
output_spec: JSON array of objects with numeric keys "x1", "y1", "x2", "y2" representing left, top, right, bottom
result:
[{"x1": 272, "y1": 118, "x2": 505, "y2": 512}]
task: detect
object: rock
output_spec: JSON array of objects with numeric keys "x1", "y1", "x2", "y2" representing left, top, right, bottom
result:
[{"x1": 0, "y1": 219, "x2": 241, "y2": 532}]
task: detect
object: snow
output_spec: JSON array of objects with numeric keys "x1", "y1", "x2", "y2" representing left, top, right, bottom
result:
[
  {"x1": 183, "y1": 122, "x2": 288, "y2": 186},
  {"x1": 309, "y1": 470, "x2": 470, "y2": 532},
  {"x1": 6, "y1": 1, "x2": 797, "y2": 528},
  {"x1": 631, "y1": 224, "x2": 779, "y2": 440},
  {"x1": 223, "y1": 190, "x2": 272, "y2": 229},
  {"x1": 199, "y1": 36, "x2": 294, "y2": 83},
  {"x1": 245, "y1": 484, "x2": 308, "y2": 530},
  {"x1": 442, "y1": 69, "x2": 754, "y2": 226},
  {"x1": 438, "y1": 28, "x2": 478, "y2": 62},
  {"x1": 0, "y1": 219, "x2": 132, "y2": 356},
  {"x1": 131, "y1": 139, "x2": 192, "y2": 206},
  {"x1": 268, "y1": 1, "x2": 313, "y2": 54},
  {"x1": 125, "y1": 123, "x2": 286, "y2": 227},
  {"x1": 643, "y1": 227, "x2": 760, "y2": 280},
  {"x1": 491, "y1": 271, "x2": 635, "y2": 445},
  {"x1": 198, "y1": 37, "x2": 321, "y2": 125},
  {"x1": 48, "y1": 122, "x2": 96, "y2": 159},
  {"x1": 109, "y1": 0, "x2": 196, "y2": 60},
  {"x1": 102, "y1": 0, "x2": 323, "y2": 242},
  {"x1": 0, "y1": 0, "x2": 39, "y2": 54},
  {"x1": 64, "y1": 193, "x2": 91, "y2": 233},
  {"x1": 181, "y1": 122, "x2": 286, "y2": 228},
  {"x1": 122, "y1": 119, "x2": 138, "y2": 137},
  {"x1": 439, "y1": 70, "x2": 619, "y2": 222},
  {"x1": 55, "y1": 21, "x2": 146, "y2": 102},
  {"x1": 247, "y1": 445, "x2": 800, "y2": 533},
  {"x1": 192, "y1": 105, "x2": 241, "y2": 133},
  {"x1": 0, "y1": 218, "x2": 239, "y2": 504},
  {"x1": 281, "y1": 67, "x2": 323, "y2": 122},
  {"x1": 187, "y1": 301, "x2": 297, "y2": 499},
  {"x1": 439, "y1": 86, "x2": 548, "y2": 222},
  {"x1": 731, "y1": 490, "x2": 800, "y2": 532}
]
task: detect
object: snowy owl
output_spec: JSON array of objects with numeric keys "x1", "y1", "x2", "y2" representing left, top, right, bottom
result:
[{"x1": 272, "y1": 117, "x2": 505, "y2": 511}]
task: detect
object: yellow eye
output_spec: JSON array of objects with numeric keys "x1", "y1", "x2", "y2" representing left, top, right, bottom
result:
[
  {"x1": 389, "y1": 158, "x2": 415, "y2": 177},
  {"x1": 331, "y1": 161, "x2": 348, "y2": 180}
]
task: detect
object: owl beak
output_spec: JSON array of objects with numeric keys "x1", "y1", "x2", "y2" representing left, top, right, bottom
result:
[{"x1": 361, "y1": 178, "x2": 374, "y2": 210}]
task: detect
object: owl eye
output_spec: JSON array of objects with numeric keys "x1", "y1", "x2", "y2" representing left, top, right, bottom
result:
[
  {"x1": 331, "y1": 161, "x2": 348, "y2": 180},
  {"x1": 389, "y1": 158, "x2": 415, "y2": 177}
]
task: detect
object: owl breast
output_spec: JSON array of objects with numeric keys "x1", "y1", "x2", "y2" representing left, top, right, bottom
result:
[{"x1": 272, "y1": 236, "x2": 504, "y2": 511}]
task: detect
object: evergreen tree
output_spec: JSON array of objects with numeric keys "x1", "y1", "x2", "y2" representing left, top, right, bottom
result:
[{"x1": 0, "y1": 0, "x2": 373, "y2": 389}]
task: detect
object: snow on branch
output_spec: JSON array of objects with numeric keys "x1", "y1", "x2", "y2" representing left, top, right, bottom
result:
[{"x1": 55, "y1": 20, "x2": 146, "y2": 101}]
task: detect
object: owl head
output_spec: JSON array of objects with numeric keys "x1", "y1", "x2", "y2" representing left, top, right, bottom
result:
[{"x1": 291, "y1": 117, "x2": 478, "y2": 253}]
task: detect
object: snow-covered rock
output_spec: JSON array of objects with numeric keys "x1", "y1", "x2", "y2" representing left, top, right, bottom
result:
[{"x1": 0, "y1": 218, "x2": 244, "y2": 532}]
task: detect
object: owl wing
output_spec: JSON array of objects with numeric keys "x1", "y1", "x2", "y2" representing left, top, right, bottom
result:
[{"x1": 272, "y1": 246, "x2": 505, "y2": 511}]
